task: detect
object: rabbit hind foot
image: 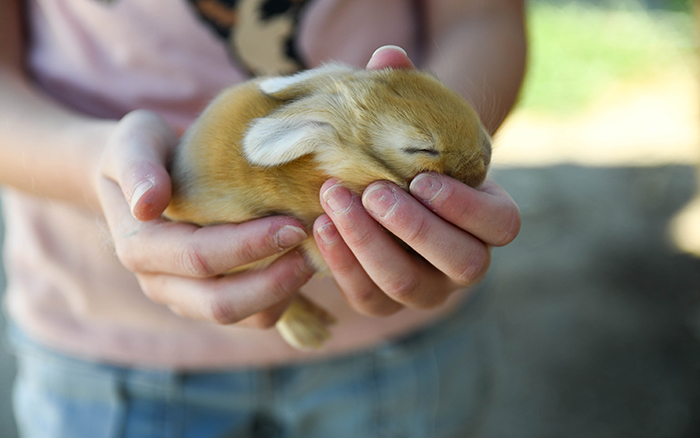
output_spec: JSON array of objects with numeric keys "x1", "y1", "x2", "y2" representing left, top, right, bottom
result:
[{"x1": 276, "y1": 295, "x2": 337, "y2": 350}]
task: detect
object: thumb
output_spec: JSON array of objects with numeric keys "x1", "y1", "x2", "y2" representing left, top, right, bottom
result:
[
  {"x1": 102, "y1": 110, "x2": 177, "y2": 221},
  {"x1": 366, "y1": 45, "x2": 415, "y2": 71}
]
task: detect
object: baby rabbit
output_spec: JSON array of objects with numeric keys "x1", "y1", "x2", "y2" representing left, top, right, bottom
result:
[{"x1": 164, "y1": 63, "x2": 492, "y2": 350}]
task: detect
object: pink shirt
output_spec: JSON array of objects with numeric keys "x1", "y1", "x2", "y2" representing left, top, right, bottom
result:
[{"x1": 4, "y1": 0, "x2": 469, "y2": 369}]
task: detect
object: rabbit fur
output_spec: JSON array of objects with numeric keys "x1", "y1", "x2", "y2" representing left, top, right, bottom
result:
[
  {"x1": 165, "y1": 63, "x2": 491, "y2": 272},
  {"x1": 163, "y1": 63, "x2": 491, "y2": 349}
]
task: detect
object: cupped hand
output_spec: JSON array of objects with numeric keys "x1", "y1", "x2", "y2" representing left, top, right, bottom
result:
[
  {"x1": 95, "y1": 110, "x2": 314, "y2": 328},
  {"x1": 313, "y1": 46, "x2": 521, "y2": 317}
]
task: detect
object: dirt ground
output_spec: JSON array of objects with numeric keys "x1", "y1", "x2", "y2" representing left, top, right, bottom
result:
[
  {"x1": 2, "y1": 77, "x2": 700, "y2": 436},
  {"x1": 481, "y1": 164, "x2": 700, "y2": 437},
  {"x1": 477, "y1": 73, "x2": 700, "y2": 436}
]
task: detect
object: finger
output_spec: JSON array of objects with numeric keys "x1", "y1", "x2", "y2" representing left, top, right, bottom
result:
[
  {"x1": 409, "y1": 173, "x2": 521, "y2": 247},
  {"x1": 237, "y1": 294, "x2": 297, "y2": 329},
  {"x1": 100, "y1": 178, "x2": 309, "y2": 277},
  {"x1": 313, "y1": 214, "x2": 403, "y2": 316},
  {"x1": 366, "y1": 45, "x2": 415, "y2": 70},
  {"x1": 363, "y1": 180, "x2": 491, "y2": 287},
  {"x1": 139, "y1": 249, "x2": 314, "y2": 325},
  {"x1": 320, "y1": 179, "x2": 452, "y2": 309},
  {"x1": 100, "y1": 110, "x2": 178, "y2": 221}
]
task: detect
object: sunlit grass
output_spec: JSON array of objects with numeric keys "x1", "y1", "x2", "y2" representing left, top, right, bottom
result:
[{"x1": 519, "y1": 1, "x2": 695, "y2": 116}]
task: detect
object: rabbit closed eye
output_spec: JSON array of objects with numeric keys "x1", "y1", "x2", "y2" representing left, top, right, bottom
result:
[{"x1": 164, "y1": 63, "x2": 491, "y2": 349}]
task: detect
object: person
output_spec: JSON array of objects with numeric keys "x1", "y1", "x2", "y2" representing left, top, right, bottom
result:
[{"x1": 0, "y1": 0, "x2": 526, "y2": 436}]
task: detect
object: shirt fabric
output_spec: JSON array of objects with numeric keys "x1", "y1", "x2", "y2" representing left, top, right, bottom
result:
[{"x1": 3, "y1": 0, "x2": 470, "y2": 369}]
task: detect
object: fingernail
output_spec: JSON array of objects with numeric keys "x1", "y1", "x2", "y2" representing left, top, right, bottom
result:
[
  {"x1": 130, "y1": 179, "x2": 154, "y2": 216},
  {"x1": 372, "y1": 45, "x2": 407, "y2": 57},
  {"x1": 363, "y1": 183, "x2": 398, "y2": 218},
  {"x1": 322, "y1": 184, "x2": 353, "y2": 214},
  {"x1": 410, "y1": 173, "x2": 443, "y2": 203},
  {"x1": 275, "y1": 225, "x2": 308, "y2": 249},
  {"x1": 317, "y1": 221, "x2": 340, "y2": 245}
]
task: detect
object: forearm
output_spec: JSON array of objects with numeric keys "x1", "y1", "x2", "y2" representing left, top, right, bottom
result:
[
  {"x1": 423, "y1": 0, "x2": 527, "y2": 133},
  {"x1": 0, "y1": 69, "x2": 116, "y2": 211},
  {"x1": 0, "y1": 0, "x2": 115, "y2": 210}
]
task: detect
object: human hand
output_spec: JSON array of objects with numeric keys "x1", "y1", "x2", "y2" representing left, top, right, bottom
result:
[
  {"x1": 312, "y1": 46, "x2": 521, "y2": 316},
  {"x1": 96, "y1": 110, "x2": 314, "y2": 328}
]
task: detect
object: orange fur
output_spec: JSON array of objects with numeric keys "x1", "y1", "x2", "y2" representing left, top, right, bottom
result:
[{"x1": 164, "y1": 64, "x2": 491, "y2": 272}]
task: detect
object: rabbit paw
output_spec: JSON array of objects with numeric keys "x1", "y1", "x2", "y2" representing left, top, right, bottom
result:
[{"x1": 276, "y1": 294, "x2": 337, "y2": 350}]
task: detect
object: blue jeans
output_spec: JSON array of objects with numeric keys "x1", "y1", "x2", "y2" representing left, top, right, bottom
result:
[{"x1": 9, "y1": 293, "x2": 494, "y2": 438}]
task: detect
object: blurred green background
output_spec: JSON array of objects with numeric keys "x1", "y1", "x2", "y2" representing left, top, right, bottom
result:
[{"x1": 523, "y1": 0, "x2": 694, "y2": 116}]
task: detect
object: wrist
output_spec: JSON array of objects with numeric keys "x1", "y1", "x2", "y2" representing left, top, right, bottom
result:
[
  {"x1": 0, "y1": 69, "x2": 121, "y2": 210},
  {"x1": 79, "y1": 118, "x2": 120, "y2": 211}
]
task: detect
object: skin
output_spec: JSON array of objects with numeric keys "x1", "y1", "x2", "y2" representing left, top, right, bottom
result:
[{"x1": 0, "y1": 0, "x2": 525, "y2": 328}]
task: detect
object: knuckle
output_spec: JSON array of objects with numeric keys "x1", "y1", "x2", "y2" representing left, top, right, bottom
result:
[
  {"x1": 403, "y1": 215, "x2": 433, "y2": 248},
  {"x1": 383, "y1": 272, "x2": 421, "y2": 303},
  {"x1": 454, "y1": 196, "x2": 477, "y2": 227},
  {"x1": 138, "y1": 279, "x2": 163, "y2": 304},
  {"x1": 266, "y1": 259, "x2": 311, "y2": 301},
  {"x1": 261, "y1": 253, "x2": 313, "y2": 303},
  {"x1": 266, "y1": 273, "x2": 299, "y2": 303},
  {"x1": 494, "y1": 206, "x2": 522, "y2": 246},
  {"x1": 205, "y1": 295, "x2": 240, "y2": 325},
  {"x1": 327, "y1": 255, "x2": 358, "y2": 278},
  {"x1": 237, "y1": 237, "x2": 267, "y2": 266},
  {"x1": 346, "y1": 285, "x2": 381, "y2": 306},
  {"x1": 455, "y1": 246, "x2": 491, "y2": 286},
  {"x1": 114, "y1": 239, "x2": 140, "y2": 272},
  {"x1": 136, "y1": 274, "x2": 175, "y2": 307},
  {"x1": 384, "y1": 272, "x2": 448, "y2": 309},
  {"x1": 176, "y1": 242, "x2": 214, "y2": 278},
  {"x1": 344, "y1": 226, "x2": 375, "y2": 251}
]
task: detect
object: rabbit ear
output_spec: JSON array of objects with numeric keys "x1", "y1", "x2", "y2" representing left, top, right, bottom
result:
[
  {"x1": 259, "y1": 63, "x2": 355, "y2": 100},
  {"x1": 243, "y1": 117, "x2": 333, "y2": 167}
]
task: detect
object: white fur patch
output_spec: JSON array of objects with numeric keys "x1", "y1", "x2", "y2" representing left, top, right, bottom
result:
[
  {"x1": 258, "y1": 63, "x2": 355, "y2": 96},
  {"x1": 243, "y1": 117, "x2": 331, "y2": 166}
]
